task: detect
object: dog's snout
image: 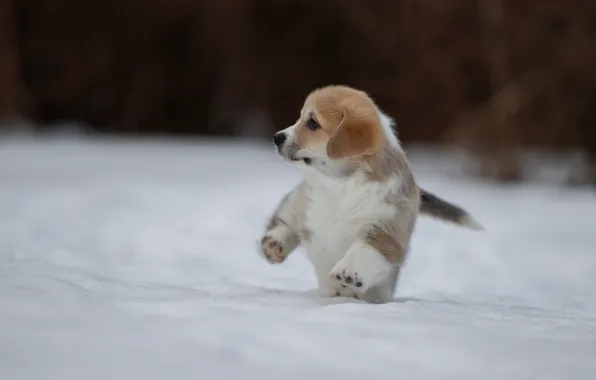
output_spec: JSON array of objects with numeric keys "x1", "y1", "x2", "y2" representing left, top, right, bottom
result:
[{"x1": 273, "y1": 132, "x2": 287, "y2": 147}]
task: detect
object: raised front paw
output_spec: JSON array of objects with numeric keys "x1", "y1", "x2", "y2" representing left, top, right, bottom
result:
[
  {"x1": 330, "y1": 268, "x2": 364, "y2": 291},
  {"x1": 260, "y1": 235, "x2": 289, "y2": 264}
]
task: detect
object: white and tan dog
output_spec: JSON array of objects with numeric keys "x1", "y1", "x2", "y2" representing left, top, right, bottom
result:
[{"x1": 260, "y1": 85, "x2": 481, "y2": 303}]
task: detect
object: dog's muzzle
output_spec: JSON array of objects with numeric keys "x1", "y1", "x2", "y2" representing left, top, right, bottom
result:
[{"x1": 272, "y1": 132, "x2": 303, "y2": 162}]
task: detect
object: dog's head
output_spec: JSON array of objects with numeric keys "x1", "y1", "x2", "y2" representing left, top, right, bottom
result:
[{"x1": 273, "y1": 85, "x2": 393, "y2": 177}]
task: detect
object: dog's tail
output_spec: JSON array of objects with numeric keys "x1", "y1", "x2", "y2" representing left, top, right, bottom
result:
[{"x1": 419, "y1": 188, "x2": 484, "y2": 230}]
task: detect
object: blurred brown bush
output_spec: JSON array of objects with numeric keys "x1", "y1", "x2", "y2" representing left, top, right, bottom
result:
[
  {"x1": 1, "y1": 0, "x2": 595, "y2": 179},
  {"x1": 0, "y1": 0, "x2": 19, "y2": 121}
]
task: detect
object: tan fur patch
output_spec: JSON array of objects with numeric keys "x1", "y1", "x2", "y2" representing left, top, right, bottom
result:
[
  {"x1": 366, "y1": 226, "x2": 407, "y2": 265},
  {"x1": 366, "y1": 161, "x2": 420, "y2": 268},
  {"x1": 365, "y1": 147, "x2": 407, "y2": 182},
  {"x1": 294, "y1": 114, "x2": 329, "y2": 154},
  {"x1": 294, "y1": 85, "x2": 384, "y2": 160},
  {"x1": 326, "y1": 109, "x2": 383, "y2": 159}
]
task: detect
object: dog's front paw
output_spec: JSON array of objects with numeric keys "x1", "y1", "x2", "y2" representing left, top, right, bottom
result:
[
  {"x1": 260, "y1": 235, "x2": 289, "y2": 264},
  {"x1": 330, "y1": 267, "x2": 365, "y2": 292}
]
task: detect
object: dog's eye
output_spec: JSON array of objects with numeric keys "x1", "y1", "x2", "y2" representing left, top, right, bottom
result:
[{"x1": 306, "y1": 118, "x2": 320, "y2": 131}]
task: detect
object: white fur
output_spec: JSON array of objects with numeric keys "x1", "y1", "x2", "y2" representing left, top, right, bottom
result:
[
  {"x1": 330, "y1": 240, "x2": 393, "y2": 291},
  {"x1": 301, "y1": 168, "x2": 400, "y2": 300}
]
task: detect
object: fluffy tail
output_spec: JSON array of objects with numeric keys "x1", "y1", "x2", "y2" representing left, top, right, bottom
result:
[{"x1": 419, "y1": 188, "x2": 484, "y2": 230}]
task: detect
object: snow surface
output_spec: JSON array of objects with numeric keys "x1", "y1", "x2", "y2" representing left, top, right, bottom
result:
[{"x1": 1, "y1": 137, "x2": 595, "y2": 380}]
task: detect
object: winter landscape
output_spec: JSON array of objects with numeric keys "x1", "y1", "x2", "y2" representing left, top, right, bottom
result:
[{"x1": 1, "y1": 137, "x2": 595, "y2": 380}]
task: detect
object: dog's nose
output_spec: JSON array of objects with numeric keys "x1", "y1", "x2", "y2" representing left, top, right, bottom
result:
[{"x1": 273, "y1": 132, "x2": 287, "y2": 147}]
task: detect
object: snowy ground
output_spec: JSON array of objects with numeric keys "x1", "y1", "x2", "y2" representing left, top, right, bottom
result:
[{"x1": 1, "y1": 137, "x2": 595, "y2": 380}]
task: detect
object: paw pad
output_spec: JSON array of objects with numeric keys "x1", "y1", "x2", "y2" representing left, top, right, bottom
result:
[
  {"x1": 330, "y1": 269, "x2": 364, "y2": 291},
  {"x1": 260, "y1": 236, "x2": 287, "y2": 264}
]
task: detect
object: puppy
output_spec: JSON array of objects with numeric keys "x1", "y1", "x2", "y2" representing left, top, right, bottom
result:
[{"x1": 260, "y1": 85, "x2": 481, "y2": 303}]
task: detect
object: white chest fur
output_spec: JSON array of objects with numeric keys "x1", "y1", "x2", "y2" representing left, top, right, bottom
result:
[{"x1": 302, "y1": 171, "x2": 398, "y2": 270}]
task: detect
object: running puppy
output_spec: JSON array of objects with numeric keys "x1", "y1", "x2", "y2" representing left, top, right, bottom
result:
[{"x1": 260, "y1": 85, "x2": 481, "y2": 303}]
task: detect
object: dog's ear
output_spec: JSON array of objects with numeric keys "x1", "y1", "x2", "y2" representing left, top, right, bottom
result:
[{"x1": 326, "y1": 109, "x2": 382, "y2": 159}]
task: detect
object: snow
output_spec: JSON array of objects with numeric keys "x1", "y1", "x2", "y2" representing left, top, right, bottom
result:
[{"x1": 1, "y1": 137, "x2": 595, "y2": 380}]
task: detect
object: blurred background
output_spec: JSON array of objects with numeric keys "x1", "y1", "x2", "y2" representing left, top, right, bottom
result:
[
  {"x1": 1, "y1": 0, "x2": 596, "y2": 183},
  {"x1": 2, "y1": 3, "x2": 596, "y2": 376}
]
